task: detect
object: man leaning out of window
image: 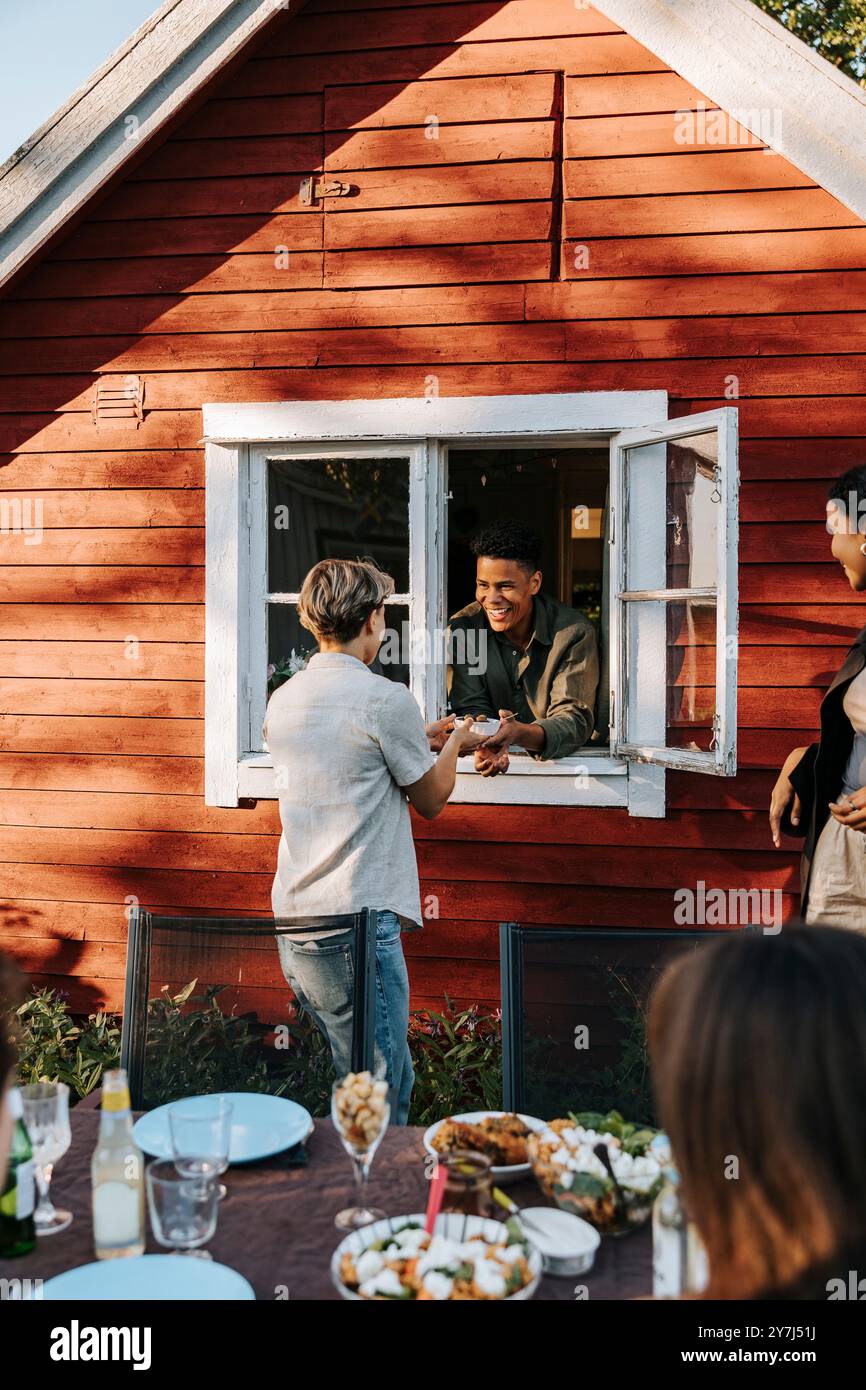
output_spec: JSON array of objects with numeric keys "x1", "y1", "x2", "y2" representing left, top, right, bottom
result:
[{"x1": 448, "y1": 520, "x2": 600, "y2": 777}]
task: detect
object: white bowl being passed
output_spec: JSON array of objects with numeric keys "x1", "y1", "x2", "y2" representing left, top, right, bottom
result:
[
  {"x1": 469, "y1": 717, "x2": 501, "y2": 737},
  {"x1": 518, "y1": 1208, "x2": 600, "y2": 1277},
  {"x1": 331, "y1": 1212, "x2": 543, "y2": 1301}
]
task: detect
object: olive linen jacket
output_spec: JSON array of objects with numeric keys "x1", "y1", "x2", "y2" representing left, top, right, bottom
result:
[
  {"x1": 784, "y1": 623, "x2": 866, "y2": 913},
  {"x1": 447, "y1": 592, "x2": 599, "y2": 762}
]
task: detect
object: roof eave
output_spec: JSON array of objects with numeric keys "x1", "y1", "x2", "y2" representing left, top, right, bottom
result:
[
  {"x1": 0, "y1": 0, "x2": 297, "y2": 293},
  {"x1": 597, "y1": 0, "x2": 866, "y2": 224}
]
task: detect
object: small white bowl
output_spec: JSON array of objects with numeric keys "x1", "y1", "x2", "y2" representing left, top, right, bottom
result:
[
  {"x1": 518, "y1": 1208, "x2": 600, "y2": 1277},
  {"x1": 469, "y1": 717, "x2": 501, "y2": 737}
]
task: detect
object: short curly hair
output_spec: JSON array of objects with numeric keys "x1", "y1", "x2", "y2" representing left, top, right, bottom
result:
[{"x1": 470, "y1": 520, "x2": 542, "y2": 573}]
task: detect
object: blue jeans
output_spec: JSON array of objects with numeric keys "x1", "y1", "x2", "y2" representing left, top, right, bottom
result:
[{"x1": 276, "y1": 911, "x2": 415, "y2": 1125}]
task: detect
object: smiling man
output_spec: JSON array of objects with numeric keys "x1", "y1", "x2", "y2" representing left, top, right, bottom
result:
[{"x1": 448, "y1": 520, "x2": 600, "y2": 776}]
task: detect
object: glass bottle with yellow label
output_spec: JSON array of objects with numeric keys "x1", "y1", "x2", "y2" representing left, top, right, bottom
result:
[{"x1": 91, "y1": 1068, "x2": 145, "y2": 1260}]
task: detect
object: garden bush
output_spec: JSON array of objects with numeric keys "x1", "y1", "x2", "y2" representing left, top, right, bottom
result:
[{"x1": 13, "y1": 982, "x2": 503, "y2": 1124}]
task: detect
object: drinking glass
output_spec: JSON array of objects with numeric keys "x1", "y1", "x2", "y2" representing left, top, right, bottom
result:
[
  {"x1": 146, "y1": 1159, "x2": 219, "y2": 1258},
  {"x1": 168, "y1": 1097, "x2": 233, "y2": 1199},
  {"x1": 21, "y1": 1081, "x2": 72, "y2": 1236},
  {"x1": 331, "y1": 1071, "x2": 390, "y2": 1231}
]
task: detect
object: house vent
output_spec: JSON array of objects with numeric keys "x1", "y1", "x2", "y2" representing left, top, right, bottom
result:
[{"x1": 92, "y1": 374, "x2": 145, "y2": 427}]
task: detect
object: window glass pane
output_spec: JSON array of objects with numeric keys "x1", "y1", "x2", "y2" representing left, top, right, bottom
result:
[
  {"x1": 268, "y1": 604, "x2": 316, "y2": 693},
  {"x1": 624, "y1": 431, "x2": 718, "y2": 591},
  {"x1": 267, "y1": 456, "x2": 410, "y2": 593},
  {"x1": 624, "y1": 598, "x2": 717, "y2": 753},
  {"x1": 370, "y1": 603, "x2": 410, "y2": 687},
  {"x1": 267, "y1": 601, "x2": 411, "y2": 696}
]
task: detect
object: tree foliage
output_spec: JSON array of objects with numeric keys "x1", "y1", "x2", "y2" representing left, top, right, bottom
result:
[{"x1": 751, "y1": 0, "x2": 866, "y2": 82}]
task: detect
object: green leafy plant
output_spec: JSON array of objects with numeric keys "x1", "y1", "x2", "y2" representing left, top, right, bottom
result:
[
  {"x1": 11, "y1": 983, "x2": 504, "y2": 1122},
  {"x1": 407, "y1": 997, "x2": 502, "y2": 1126},
  {"x1": 142, "y1": 981, "x2": 335, "y2": 1113},
  {"x1": 16, "y1": 988, "x2": 120, "y2": 1100},
  {"x1": 266, "y1": 649, "x2": 313, "y2": 697},
  {"x1": 751, "y1": 0, "x2": 866, "y2": 83}
]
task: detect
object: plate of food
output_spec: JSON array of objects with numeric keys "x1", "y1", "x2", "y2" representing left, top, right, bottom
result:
[
  {"x1": 422, "y1": 1110, "x2": 545, "y2": 1184},
  {"x1": 332, "y1": 1213, "x2": 542, "y2": 1300},
  {"x1": 528, "y1": 1109, "x2": 664, "y2": 1236}
]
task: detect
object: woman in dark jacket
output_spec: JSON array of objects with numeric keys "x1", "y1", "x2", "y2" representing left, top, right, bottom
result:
[{"x1": 770, "y1": 467, "x2": 866, "y2": 926}]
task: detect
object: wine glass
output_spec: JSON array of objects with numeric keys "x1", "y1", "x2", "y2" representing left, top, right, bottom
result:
[
  {"x1": 331, "y1": 1070, "x2": 390, "y2": 1231},
  {"x1": 168, "y1": 1097, "x2": 233, "y2": 1199},
  {"x1": 21, "y1": 1081, "x2": 72, "y2": 1236},
  {"x1": 146, "y1": 1159, "x2": 219, "y2": 1258}
]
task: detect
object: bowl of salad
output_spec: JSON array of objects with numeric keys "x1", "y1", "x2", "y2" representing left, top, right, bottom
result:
[
  {"x1": 331, "y1": 1213, "x2": 542, "y2": 1300},
  {"x1": 528, "y1": 1110, "x2": 664, "y2": 1236}
]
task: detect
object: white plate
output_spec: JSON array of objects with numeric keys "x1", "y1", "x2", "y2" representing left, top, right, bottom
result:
[
  {"x1": 133, "y1": 1091, "x2": 313, "y2": 1164},
  {"x1": 332, "y1": 1212, "x2": 542, "y2": 1300},
  {"x1": 422, "y1": 1110, "x2": 546, "y2": 1185},
  {"x1": 42, "y1": 1254, "x2": 255, "y2": 1301}
]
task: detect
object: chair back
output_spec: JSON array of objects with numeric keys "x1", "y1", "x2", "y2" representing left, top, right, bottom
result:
[
  {"x1": 500, "y1": 923, "x2": 751, "y2": 1123},
  {"x1": 121, "y1": 908, "x2": 376, "y2": 1110}
]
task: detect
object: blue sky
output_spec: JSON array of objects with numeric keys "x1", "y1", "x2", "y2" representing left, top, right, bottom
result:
[{"x1": 0, "y1": 0, "x2": 160, "y2": 163}]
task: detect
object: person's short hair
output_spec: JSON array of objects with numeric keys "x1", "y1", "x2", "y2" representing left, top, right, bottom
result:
[
  {"x1": 470, "y1": 520, "x2": 542, "y2": 573},
  {"x1": 827, "y1": 466, "x2": 866, "y2": 535},
  {"x1": 297, "y1": 557, "x2": 395, "y2": 643},
  {"x1": 0, "y1": 952, "x2": 24, "y2": 1089}
]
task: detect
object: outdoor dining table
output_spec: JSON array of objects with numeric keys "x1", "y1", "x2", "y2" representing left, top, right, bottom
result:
[{"x1": 1, "y1": 1099, "x2": 653, "y2": 1301}]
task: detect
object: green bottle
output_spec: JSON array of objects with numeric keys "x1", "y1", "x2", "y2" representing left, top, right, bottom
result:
[{"x1": 0, "y1": 1087, "x2": 37, "y2": 1257}]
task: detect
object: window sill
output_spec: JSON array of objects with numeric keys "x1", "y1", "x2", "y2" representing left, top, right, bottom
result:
[{"x1": 236, "y1": 751, "x2": 662, "y2": 812}]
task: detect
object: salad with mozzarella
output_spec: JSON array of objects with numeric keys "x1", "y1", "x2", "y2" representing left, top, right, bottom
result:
[
  {"x1": 528, "y1": 1110, "x2": 664, "y2": 1234},
  {"x1": 338, "y1": 1218, "x2": 536, "y2": 1300}
]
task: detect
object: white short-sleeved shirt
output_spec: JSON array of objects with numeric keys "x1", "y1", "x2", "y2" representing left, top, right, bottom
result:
[{"x1": 264, "y1": 652, "x2": 435, "y2": 929}]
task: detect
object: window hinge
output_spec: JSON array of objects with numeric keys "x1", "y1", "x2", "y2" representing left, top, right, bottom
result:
[
  {"x1": 608, "y1": 506, "x2": 615, "y2": 545},
  {"x1": 299, "y1": 177, "x2": 352, "y2": 207},
  {"x1": 245, "y1": 494, "x2": 253, "y2": 528},
  {"x1": 609, "y1": 688, "x2": 615, "y2": 732}
]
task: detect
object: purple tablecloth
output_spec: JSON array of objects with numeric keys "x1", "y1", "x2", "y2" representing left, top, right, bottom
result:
[{"x1": 0, "y1": 1104, "x2": 652, "y2": 1300}]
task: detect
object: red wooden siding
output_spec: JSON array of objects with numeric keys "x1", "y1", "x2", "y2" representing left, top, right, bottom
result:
[{"x1": 0, "y1": 0, "x2": 857, "y2": 1017}]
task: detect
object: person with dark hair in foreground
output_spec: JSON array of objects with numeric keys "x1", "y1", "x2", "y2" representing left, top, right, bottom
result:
[
  {"x1": 448, "y1": 520, "x2": 599, "y2": 776},
  {"x1": 648, "y1": 925, "x2": 866, "y2": 1299},
  {"x1": 771, "y1": 465, "x2": 866, "y2": 926}
]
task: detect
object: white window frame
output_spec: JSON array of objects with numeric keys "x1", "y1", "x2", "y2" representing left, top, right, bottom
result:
[
  {"x1": 203, "y1": 390, "x2": 703, "y2": 816},
  {"x1": 610, "y1": 408, "x2": 739, "y2": 775}
]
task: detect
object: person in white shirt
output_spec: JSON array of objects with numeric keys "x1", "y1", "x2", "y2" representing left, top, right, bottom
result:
[{"x1": 265, "y1": 558, "x2": 487, "y2": 1123}]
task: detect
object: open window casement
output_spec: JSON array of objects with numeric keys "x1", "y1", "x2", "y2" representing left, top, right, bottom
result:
[{"x1": 609, "y1": 409, "x2": 739, "y2": 776}]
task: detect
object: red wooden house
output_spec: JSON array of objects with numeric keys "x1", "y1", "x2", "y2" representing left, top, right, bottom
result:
[{"x1": 0, "y1": 0, "x2": 863, "y2": 1020}]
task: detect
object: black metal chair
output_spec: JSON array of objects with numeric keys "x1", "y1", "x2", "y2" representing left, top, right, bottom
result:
[
  {"x1": 121, "y1": 908, "x2": 377, "y2": 1111},
  {"x1": 500, "y1": 923, "x2": 751, "y2": 1124}
]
